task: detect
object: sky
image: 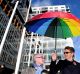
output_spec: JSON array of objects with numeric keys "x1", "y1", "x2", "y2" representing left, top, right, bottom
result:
[
  {"x1": 31, "y1": 0, "x2": 80, "y2": 18},
  {"x1": 31, "y1": 0, "x2": 80, "y2": 62},
  {"x1": 72, "y1": 37, "x2": 80, "y2": 62}
]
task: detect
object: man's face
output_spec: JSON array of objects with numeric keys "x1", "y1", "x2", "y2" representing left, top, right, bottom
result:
[
  {"x1": 35, "y1": 54, "x2": 45, "y2": 65},
  {"x1": 64, "y1": 49, "x2": 74, "y2": 60}
]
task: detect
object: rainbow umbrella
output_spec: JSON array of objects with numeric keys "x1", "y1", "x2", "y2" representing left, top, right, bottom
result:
[{"x1": 25, "y1": 11, "x2": 80, "y2": 49}]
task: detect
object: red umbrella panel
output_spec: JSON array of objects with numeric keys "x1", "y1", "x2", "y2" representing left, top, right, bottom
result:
[{"x1": 30, "y1": 12, "x2": 80, "y2": 23}]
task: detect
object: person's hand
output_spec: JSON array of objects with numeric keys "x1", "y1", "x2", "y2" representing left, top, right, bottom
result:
[{"x1": 51, "y1": 52, "x2": 57, "y2": 61}]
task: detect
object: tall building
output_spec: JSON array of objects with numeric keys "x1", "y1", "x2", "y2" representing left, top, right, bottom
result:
[{"x1": 0, "y1": 0, "x2": 31, "y2": 73}]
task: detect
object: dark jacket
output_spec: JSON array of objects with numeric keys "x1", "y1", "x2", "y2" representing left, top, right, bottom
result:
[{"x1": 50, "y1": 60, "x2": 80, "y2": 74}]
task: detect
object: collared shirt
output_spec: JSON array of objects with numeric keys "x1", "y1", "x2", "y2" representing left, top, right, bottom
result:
[{"x1": 33, "y1": 64, "x2": 43, "y2": 74}]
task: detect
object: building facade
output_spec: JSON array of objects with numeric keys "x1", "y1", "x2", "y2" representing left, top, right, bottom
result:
[
  {"x1": 0, "y1": 0, "x2": 30, "y2": 73},
  {"x1": 29, "y1": 5, "x2": 70, "y2": 19},
  {"x1": 22, "y1": 34, "x2": 67, "y2": 70}
]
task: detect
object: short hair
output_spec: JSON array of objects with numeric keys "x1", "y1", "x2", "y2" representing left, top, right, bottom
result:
[
  {"x1": 33, "y1": 53, "x2": 44, "y2": 62},
  {"x1": 64, "y1": 46, "x2": 75, "y2": 53}
]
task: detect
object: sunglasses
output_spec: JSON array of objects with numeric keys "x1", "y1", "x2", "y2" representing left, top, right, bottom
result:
[{"x1": 64, "y1": 52, "x2": 71, "y2": 54}]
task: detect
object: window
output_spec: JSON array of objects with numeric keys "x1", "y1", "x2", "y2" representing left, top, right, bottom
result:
[
  {"x1": 55, "y1": 7, "x2": 58, "y2": 9},
  {"x1": 41, "y1": 7, "x2": 48, "y2": 10},
  {"x1": 54, "y1": 10, "x2": 58, "y2": 12},
  {"x1": 24, "y1": 63, "x2": 28, "y2": 68},
  {"x1": 32, "y1": 11, "x2": 36, "y2": 14},
  {"x1": 61, "y1": 7, "x2": 65, "y2": 8},
  {"x1": 41, "y1": 10, "x2": 47, "y2": 13},
  {"x1": 24, "y1": 56, "x2": 27, "y2": 61},
  {"x1": 61, "y1": 9, "x2": 65, "y2": 12},
  {"x1": 50, "y1": 7, "x2": 53, "y2": 9}
]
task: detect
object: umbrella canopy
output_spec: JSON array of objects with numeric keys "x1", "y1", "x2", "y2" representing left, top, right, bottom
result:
[
  {"x1": 30, "y1": 12, "x2": 79, "y2": 22},
  {"x1": 25, "y1": 11, "x2": 80, "y2": 39}
]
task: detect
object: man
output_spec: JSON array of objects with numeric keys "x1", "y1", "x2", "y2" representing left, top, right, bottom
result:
[
  {"x1": 50, "y1": 46, "x2": 80, "y2": 74},
  {"x1": 21, "y1": 53, "x2": 45, "y2": 74}
]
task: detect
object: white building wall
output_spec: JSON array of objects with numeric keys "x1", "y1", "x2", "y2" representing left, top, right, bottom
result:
[{"x1": 29, "y1": 5, "x2": 69, "y2": 19}]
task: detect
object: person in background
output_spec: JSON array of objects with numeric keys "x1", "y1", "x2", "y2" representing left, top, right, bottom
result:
[
  {"x1": 21, "y1": 53, "x2": 45, "y2": 74},
  {"x1": 50, "y1": 46, "x2": 80, "y2": 74}
]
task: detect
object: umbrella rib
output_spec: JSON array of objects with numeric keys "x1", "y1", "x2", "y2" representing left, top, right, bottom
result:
[
  {"x1": 59, "y1": 18, "x2": 65, "y2": 39},
  {"x1": 60, "y1": 18, "x2": 74, "y2": 38}
]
